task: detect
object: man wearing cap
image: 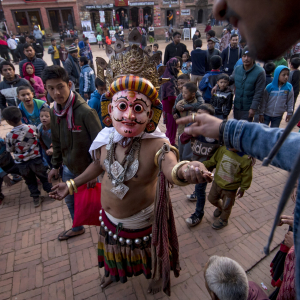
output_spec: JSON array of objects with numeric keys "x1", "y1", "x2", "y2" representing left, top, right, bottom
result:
[
  {"x1": 206, "y1": 38, "x2": 221, "y2": 71},
  {"x1": 64, "y1": 45, "x2": 81, "y2": 91},
  {"x1": 33, "y1": 25, "x2": 44, "y2": 50},
  {"x1": 229, "y1": 46, "x2": 265, "y2": 121}
]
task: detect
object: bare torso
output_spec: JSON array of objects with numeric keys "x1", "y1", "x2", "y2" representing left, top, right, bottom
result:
[{"x1": 99, "y1": 138, "x2": 168, "y2": 219}]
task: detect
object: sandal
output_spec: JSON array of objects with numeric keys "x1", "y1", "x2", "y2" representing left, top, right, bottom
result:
[{"x1": 57, "y1": 228, "x2": 85, "y2": 241}]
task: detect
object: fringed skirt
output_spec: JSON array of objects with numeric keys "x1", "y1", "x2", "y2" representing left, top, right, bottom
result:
[{"x1": 98, "y1": 209, "x2": 153, "y2": 283}]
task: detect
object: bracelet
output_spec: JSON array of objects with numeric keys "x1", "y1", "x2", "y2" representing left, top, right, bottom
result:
[
  {"x1": 171, "y1": 160, "x2": 190, "y2": 186},
  {"x1": 66, "y1": 181, "x2": 74, "y2": 196},
  {"x1": 219, "y1": 120, "x2": 227, "y2": 145},
  {"x1": 70, "y1": 179, "x2": 78, "y2": 194},
  {"x1": 154, "y1": 145, "x2": 180, "y2": 167}
]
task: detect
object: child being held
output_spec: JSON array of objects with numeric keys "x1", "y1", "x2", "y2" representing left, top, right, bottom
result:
[
  {"x1": 173, "y1": 74, "x2": 204, "y2": 116},
  {"x1": 288, "y1": 57, "x2": 300, "y2": 106},
  {"x1": 173, "y1": 82, "x2": 203, "y2": 135},
  {"x1": 37, "y1": 107, "x2": 52, "y2": 168},
  {"x1": 259, "y1": 65, "x2": 294, "y2": 127},
  {"x1": 203, "y1": 145, "x2": 253, "y2": 230},
  {"x1": 3, "y1": 107, "x2": 52, "y2": 207},
  {"x1": 181, "y1": 104, "x2": 220, "y2": 227},
  {"x1": 88, "y1": 77, "x2": 107, "y2": 128},
  {"x1": 210, "y1": 73, "x2": 233, "y2": 120},
  {"x1": 181, "y1": 52, "x2": 192, "y2": 75},
  {"x1": 17, "y1": 86, "x2": 49, "y2": 126}
]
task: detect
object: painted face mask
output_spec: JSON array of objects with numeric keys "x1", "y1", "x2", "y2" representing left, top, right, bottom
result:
[{"x1": 109, "y1": 90, "x2": 153, "y2": 137}]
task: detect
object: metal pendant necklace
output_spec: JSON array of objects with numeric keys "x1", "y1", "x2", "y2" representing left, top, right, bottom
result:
[{"x1": 104, "y1": 132, "x2": 143, "y2": 200}]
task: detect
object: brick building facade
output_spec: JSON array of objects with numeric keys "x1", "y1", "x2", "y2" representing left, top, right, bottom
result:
[
  {"x1": 77, "y1": 0, "x2": 213, "y2": 31},
  {"x1": 2, "y1": 0, "x2": 80, "y2": 34}
]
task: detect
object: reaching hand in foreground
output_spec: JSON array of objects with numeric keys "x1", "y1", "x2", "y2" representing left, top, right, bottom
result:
[
  {"x1": 176, "y1": 113, "x2": 222, "y2": 139},
  {"x1": 278, "y1": 215, "x2": 294, "y2": 227}
]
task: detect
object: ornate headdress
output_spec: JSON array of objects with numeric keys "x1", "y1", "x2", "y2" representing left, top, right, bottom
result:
[{"x1": 96, "y1": 28, "x2": 164, "y2": 133}]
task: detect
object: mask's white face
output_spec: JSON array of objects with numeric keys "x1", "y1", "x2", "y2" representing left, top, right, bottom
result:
[{"x1": 109, "y1": 90, "x2": 153, "y2": 137}]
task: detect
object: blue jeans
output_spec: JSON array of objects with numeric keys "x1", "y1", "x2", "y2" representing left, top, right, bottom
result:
[
  {"x1": 263, "y1": 114, "x2": 283, "y2": 128},
  {"x1": 224, "y1": 119, "x2": 300, "y2": 299},
  {"x1": 62, "y1": 165, "x2": 84, "y2": 232},
  {"x1": 195, "y1": 182, "x2": 208, "y2": 217}
]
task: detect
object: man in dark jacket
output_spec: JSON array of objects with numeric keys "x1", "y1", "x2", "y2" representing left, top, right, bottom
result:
[
  {"x1": 206, "y1": 38, "x2": 221, "y2": 71},
  {"x1": 16, "y1": 36, "x2": 27, "y2": 61},
  {"x1": 230, "y1": 47, "x2": 266, "y2": 121},
  {"x1": 220, "y1": 34, "x2": 242, "y2": 75},
  {"x1": 164, "y1": 32, "x2": 188, "y2": 65},
  {"x1": 43, "y1": 66, "x2": 101, "y2": 241},
  {"x1": 0, "y1": 61, "x2": 31, "y2": 110},
  {"x1": 191, "y1": 38, "x2": 207, "y2": 86},
  {"x1": 19, "y1": 44, "x2": 47, "y2": 78},
  {"x1": 64, "y1": 45, "x2": 81, "y2": 91}
]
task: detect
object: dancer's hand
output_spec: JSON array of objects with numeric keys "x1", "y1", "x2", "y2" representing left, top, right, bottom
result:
[
  {"x1": 176, "y1": 113, "x2": 222, "y2": 139},
  {"x1": 87, "y1": 178, "x2": 97, "y2": 189},
  {"x1": 179, "y1": 161, "x2": 213, "y2": 184},
  {"x1": 49, "y1": 183, "x2": 69, "y2": 200}
]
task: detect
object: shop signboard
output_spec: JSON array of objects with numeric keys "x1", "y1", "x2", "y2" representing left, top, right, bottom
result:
[
  {"x1": 128, "y1": 1, "x2": 154, "y2": 5},
  {"x1": 153, "y1": 5, "x2": 161, "y2": 27},
  {"x1": 181, "y1": 9, "x2": 190, "y2": 15},
  {"x1": 115, "y1": 0, "x2": 129, "y2": 6},
  {"x1": 86, "y1": 4, "x2": 113, "y2": 9}
]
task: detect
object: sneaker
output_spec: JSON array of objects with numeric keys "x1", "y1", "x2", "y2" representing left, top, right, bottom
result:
[
  {"x1": 186, "y1": 191, "x2": 197, "y2": 201},
  {"x1": 212, "y1": 218, "x2": 228, "y2": 230},
  {"x1": 213, "y1": 208, "x2": 222, "y2": 218},
  {"x1": 33, "y1": 197, "x2": 41, "y2": 207},
  {"x1": 185, "y1": 213, "x2": 203, "y2": 227},
  {"x1": 11, "y1": 175, "x2": 22, "y2": 184}
]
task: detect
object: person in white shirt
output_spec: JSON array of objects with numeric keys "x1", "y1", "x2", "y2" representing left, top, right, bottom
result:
[{"x1": 7, "y1": 36, "x2": 18, "y2": 63}]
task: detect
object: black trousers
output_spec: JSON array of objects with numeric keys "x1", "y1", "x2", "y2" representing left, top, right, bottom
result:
[{"x1": 17, "y1": 157, "x2": 52, "y2": 198}]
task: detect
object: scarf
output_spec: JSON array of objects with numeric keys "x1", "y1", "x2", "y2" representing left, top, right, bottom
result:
[
  {"x1": 53, "y1": 91, "x2": 76, "y2": 130},
  {"x1": 89, "y1": 127, "x2": 168, "y2": 160},
  {"x1": 68, "y1": 54, "x2": 80, "y2": 79},
  {"x1": 22, "y1": 62, "x2": 35, "y2": 83},
  {"x1": 160, "y1": 57, "x2": 179, "y2": 99}
]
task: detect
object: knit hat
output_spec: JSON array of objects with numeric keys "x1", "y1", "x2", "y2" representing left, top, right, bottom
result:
[
  {"x1": 68, "y1": 45, "x2": 78, "y2": 53},
  {"x1": 242, "y1": 46, "x2": 250, "y2": 56}
]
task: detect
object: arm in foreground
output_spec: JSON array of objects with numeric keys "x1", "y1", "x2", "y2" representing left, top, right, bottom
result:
[{"x1": 176, "y1": 114, "x2": 298, "y2": 172}]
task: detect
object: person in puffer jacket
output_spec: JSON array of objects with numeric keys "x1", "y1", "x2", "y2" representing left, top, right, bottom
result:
[
  {"x1": 0, "y1": 61, "x2": 32, "y2": 110},
  {"x1": 259, "y1": 65, "x2": 294, "y2": 128},
  {"x1": 79, "y1": 56, "x2": 95, "y2": 101}
]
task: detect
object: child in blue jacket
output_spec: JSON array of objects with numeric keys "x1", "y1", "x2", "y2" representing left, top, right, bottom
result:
[
  {"x1": 88, "y1": 77, "x2": 107, "y2": 128},
  {"x1": 79, "y1": 56, "x2": 95, "y2": 101},
  {"x1": 199, "y1": 55, "x2": 222, "y2": 103}
]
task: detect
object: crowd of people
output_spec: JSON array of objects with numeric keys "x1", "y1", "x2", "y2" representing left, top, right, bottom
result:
[{"x1": 0, "y1": 9, "x2": 298, "y2": 298}]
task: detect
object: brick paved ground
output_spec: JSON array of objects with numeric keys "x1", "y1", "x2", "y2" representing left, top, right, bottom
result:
[{"x1": 0, "y1": 42, "x2": 297, "y2": 299}]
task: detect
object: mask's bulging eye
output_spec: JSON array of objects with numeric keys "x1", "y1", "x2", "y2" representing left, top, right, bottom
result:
[
  {"x1": 134, "y1": 104, "x2": 144, "y2": 113},
  {"x1": 117, "y1": 102, "x2": 128, "y2": 111}
]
